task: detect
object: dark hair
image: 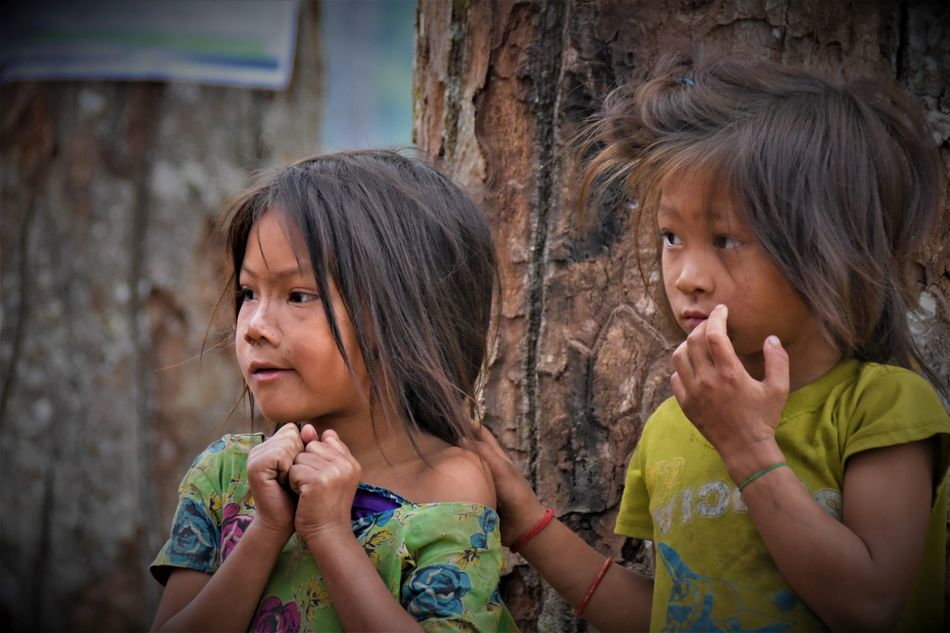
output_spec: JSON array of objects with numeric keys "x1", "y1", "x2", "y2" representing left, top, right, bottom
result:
[
  {"x1": 225, "y1": 149, "x2": 498, "y2": 447},
  {"x1": 581, "y1": 49, "x2": 943, "y2": 389}
]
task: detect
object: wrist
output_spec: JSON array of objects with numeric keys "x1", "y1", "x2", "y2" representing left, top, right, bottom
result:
[
  {"x1": 245, "y1": 519, "x2": 293, "y2": 550},
  {"x1": 721, "y1": 437, "x2": 785, "y2": 484},
  {"x1": 299, "y1": 522, "x2": 355, "y2": 553},
  {"x1": 510, "y1": 507, "x2": 555, "y2": 553},
  {"x1": 502, "y1": 499, "x2": 548, "y2": 548}
]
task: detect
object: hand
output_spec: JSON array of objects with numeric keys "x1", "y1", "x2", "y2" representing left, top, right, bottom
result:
[
  {"x1": 671, "y1": 304, "x2": 789, "y2": 480},
  {"x1": 246, "y1": 423, "x2": 307, "y2": 538},
  {"x1": 289, "y1": 428, "x2": 362, "y2": 542},
  {"x1": 465, "y1": 424, "x2": 546, "y2": 547}
]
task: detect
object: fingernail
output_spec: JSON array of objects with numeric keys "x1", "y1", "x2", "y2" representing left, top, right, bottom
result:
[{"x1": 767, "y1": 335, "x2": 780, "y2": 346}]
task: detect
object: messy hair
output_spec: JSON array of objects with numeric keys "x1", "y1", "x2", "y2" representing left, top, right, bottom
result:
[
  {"x1": 581, "y1": 49, "x2": 942, "y2": 386},
  {"x1": 225, "y1": 149, "x2": 498, "y2": 447}
]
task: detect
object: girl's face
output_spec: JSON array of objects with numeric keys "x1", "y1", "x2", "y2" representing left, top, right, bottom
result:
[
  {"x1": 234, "y1": 210, "x2": 369, "y2": 426},
  {"x1": 657, "y1": 169, "x2": 837, "y2": 382}
]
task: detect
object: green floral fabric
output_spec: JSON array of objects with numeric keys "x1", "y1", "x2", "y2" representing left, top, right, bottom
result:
[{"x1": 151, "y1": 434, "x2": 518, "y2": 632}]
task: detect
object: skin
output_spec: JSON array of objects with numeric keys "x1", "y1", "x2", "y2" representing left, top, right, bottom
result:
[
  {"x1": 151, "y1": 210, "x2": 495, "y2": 632},
  {"x1": 474, "y1": 169, "x2": 935, "y2": 632}
]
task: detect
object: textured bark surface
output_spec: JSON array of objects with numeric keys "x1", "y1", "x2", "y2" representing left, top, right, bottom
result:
[
  {"x1": 414, "y1": 1, "x2": 950, "y2": 631},
  {"x1": 0, "y1": 5, "x2": 321, "y2": 631}
]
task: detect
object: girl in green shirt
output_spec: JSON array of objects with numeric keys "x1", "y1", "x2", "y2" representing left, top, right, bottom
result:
[{"x1": 150, "y1": 150, "x2": 517, "y2": 632}]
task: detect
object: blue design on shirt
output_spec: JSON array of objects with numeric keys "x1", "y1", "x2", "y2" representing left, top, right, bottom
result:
[{"x1": 659, "y1": 542, "x2": 798, "y2": 633}]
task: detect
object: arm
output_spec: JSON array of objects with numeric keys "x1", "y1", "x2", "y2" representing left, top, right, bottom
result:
[
  {"x1": 150, "y1": 425, "x2": 305, "y2": 632},
  {"x1": 151, "y1": 523, "x2": 292, "y2": 632},
  {"x1": 290, "y1": 430, "x2": 425, "y2": 632},
  {"x1": 470, "y1": 426, "x2": 653, "y2": 632},
  {"x1": 672, "y1": 305, "x2": 935, "y2": 631}
]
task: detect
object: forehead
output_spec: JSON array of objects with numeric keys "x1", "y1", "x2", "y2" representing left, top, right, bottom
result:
[
  {"x1": 243, "y1": 209, "x2": 312, "y2": 272},
  {"x1": 656, "y1": 168, "x2": 739, "y2": 224}
]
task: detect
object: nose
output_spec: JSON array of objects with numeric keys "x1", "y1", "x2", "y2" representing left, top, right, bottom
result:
[
  {"x1": 241, "y1": 301, "x2": 280, "y2": 346},
  {"x1": 673, "y1": 251, "x2": 715, "y2": 296}
]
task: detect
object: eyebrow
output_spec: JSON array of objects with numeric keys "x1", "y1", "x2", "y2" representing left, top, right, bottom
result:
[
  {"x1": 239, "y1": 265, "x2": 314, "y2": 280},
  {"x1": 657, "y1": 204, "x2": 733, "y2": 222}
]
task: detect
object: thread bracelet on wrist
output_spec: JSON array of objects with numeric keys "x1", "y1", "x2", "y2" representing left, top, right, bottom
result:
[
  {"x1": 575, "y1": 555, "x2": 613, "y2": 618},
  {"x1": 738, "y1": 462, "x2": 787, "y2": 492},
  {"x1": 509, "y1": 507, "x2": 555, "y2": 554}
]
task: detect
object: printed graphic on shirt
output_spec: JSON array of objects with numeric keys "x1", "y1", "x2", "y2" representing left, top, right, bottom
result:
[
  {"x1": 658, "y1": 543, "x2": 813, "y2": 632},
  {"x1": 647, "y1": 459, "x2": 842, "y2": 535}
]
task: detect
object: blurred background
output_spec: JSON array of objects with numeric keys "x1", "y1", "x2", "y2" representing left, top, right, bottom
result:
[
  {"x1": 2, "y1": 1, "x2": 949, "y2": 632},
  {"x1": 0, "y1": 1, "x2": 415, "y2": 630}
]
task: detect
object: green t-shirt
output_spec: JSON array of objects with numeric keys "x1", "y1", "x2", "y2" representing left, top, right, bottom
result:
[
  {"x1": 151, "y1": 434, "x2": 518, "y2": 632},
  {"x1": 616, "y1": 360, "x2": 950, "y2": 632}
]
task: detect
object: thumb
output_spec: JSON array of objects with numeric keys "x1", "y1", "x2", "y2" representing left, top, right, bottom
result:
[
  {"x1": 762, "y1": 335, "x2": 790, "y2": 397},
  {"x1": 299, "y1": 423, "x2": 318, "y2": 444}
]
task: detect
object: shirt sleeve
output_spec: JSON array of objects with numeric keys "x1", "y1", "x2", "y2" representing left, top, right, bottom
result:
[
  {"x1": 615, "y1": 435, "x2": 654, "y2": 539},
  {"x1": 149, "y1": 441, "x2": 227, "y2": 584},
  {"x1": 842, "y1": 366, "x2": 950, "y2": 490},
  {"x1": 399, "y1": 505, "x2": 517, "y2": 632}
]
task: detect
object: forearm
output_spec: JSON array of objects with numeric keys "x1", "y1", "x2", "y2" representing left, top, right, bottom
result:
[
  {"x1": 304, "y1": 528, "x2": 424, "y2": 632},
  {"x1": 730, "y1": 443, "x2": 925, "y2": 631},
  {"x1": 153, "y1": 522, "x2": 288, "y2": 633},
  {"x1": 518, "y1": 518, "x2": 652, "y2": 632}
]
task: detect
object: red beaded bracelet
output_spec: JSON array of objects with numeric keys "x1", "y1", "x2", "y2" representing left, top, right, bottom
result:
[
  {"x1": 575, "y1": 555, "x2": 613, "y2": 618},
  {"x1": 509, "y1": 508, "x2": 555, "y2": 553}
]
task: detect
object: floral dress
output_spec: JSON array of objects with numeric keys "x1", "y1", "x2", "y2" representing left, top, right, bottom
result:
[{"x1": 151, "y1": 434, "x2": 518, "y2": 632}]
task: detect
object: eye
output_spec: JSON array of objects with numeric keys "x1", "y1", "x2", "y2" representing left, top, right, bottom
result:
[
  {"x1": 661, "y1": 230, "x2": 681, "y2": 247},
  {"x1": 237, "y1": 286, "x2": 255, "y2": 303},
  {"x1": 289, "y1": 290, "x2": 319, "y2": 304},
  {"x1": 713, "y1": 235, "x2": 741, "y2": 250}
]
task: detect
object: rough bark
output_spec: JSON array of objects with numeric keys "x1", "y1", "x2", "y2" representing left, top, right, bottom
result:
[
  {"x1": 414, "y1": 1, "x2": 950, "y2": 631},
  {"x1": 0, "y1": 4, "x2": 322, "y2": 630}
]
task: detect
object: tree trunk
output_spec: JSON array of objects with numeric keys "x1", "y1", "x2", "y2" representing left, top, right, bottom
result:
[
  {"x1": 413, "y1": 1, "x2": 950, "y2": 631},
  {"x1": 0, "y1": 4, "x2": 321, "y2": 630}
]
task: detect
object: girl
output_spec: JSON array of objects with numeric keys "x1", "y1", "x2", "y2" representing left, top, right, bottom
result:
[
  {"x1": 149, "y1": 150, "x2": 517, "y2": 632},
  {"x1": 474, "y1": 51, "x2": 950, "y2": 632}
]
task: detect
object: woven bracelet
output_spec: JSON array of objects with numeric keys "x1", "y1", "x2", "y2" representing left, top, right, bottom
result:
[
  {"x1": 510, "y1": 508, "x2": 555, "y2": 553},
  {"x1": 738, "y1": 462, "x2": 787, "y2": 492},
  {"x1": 575, "y1": 555, "x2": 613, "y2": 618}
]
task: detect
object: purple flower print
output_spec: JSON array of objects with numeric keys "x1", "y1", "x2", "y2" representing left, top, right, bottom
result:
[
  {"x1": 251, "y1": 596, "x2": 301, "y2": 633},
  {"x1": 220, "y1": 503, "x2": 253, "y2": 561}
]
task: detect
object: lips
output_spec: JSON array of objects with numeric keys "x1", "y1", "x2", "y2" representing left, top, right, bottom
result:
[
  {"x1": 248, "y1": 361, "x2": 292, "y2": 382},
  {"x1": 680, "y1": 310, "x2": 709, "y2": 330}
]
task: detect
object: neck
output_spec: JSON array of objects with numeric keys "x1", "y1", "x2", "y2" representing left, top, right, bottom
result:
[
  {"x1": 307, "y1": 403, "x2": 430, "y2": 470},
  {"x1": 740, "y1": 336, "x2": 841, "y2": 392}
]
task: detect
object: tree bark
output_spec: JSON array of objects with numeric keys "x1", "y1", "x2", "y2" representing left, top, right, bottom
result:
[
  {"x1": 0, "y1": 4, "x2": 322, "y2": 631},
  {"x1": 413, "y1": 1, "x2": 950, "y2": 631}
]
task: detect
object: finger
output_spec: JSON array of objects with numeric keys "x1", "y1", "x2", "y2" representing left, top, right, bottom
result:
[
  {"x1": 685, "y1": 319, "x2": 715, "y2": 373},
  {"x1": 301, "y1": 440, "x2": 340, "y2": 461},
  {"x1": 670, "y1": 370, "x2": 686, "y2": 405},
  {"x1": 762, "y1": 335, "x2": 790, "y2": 397},
  {"x1": 466, "y1": 426, "x2": 516, "y2": 472},
  {"x1": 704, "y1": 304, "x2": 740, "y2": 373},
  {"x1": 300, "y1": 423, "x2": 318, "y2": 444},
  {"x1": 671, "y1": 340, "x2": 694, "y2": 384},
  {"x1": 320, "y1": 430, "x2": 352, "y2": 456}
]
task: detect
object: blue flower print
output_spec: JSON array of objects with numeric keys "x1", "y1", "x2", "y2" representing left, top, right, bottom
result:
[
  {"x1": 401, "y1": 563, "x2": 472, "y2": 619},
  {"x1": 167, "y1": 497, "x2": 218, "y2": 570},
  {"x1": 478, "y1": 508, "x2": 498, "y2": 535},
  {"x1": 470, "y1": 532, "x2": 488, "y2": 549},
  {"x1": 190, "y1": 437, "x2": 227, "y2": 467}
]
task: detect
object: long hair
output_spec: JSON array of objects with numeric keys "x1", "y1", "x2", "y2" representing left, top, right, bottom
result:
[
  {"x1": 224, "y1": 149, "x2": 498, "y2": 446},
  {"x1": 580, "y1": 49, "x2": 943, "y2": 391}
]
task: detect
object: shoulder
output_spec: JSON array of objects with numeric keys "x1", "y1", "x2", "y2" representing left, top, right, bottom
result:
[
  {"x1": 183, "y1": 434, "x2": 261, "y2": 488},
  {"x1": 413, "y1": 444, "x2": 497, "y2": 508},
  {"x1": 839, "y1": 362, "x2": 950, "y2": 463},
  {"x1": 846, "y1": 363, "x2": 947, "y2": 420}
]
